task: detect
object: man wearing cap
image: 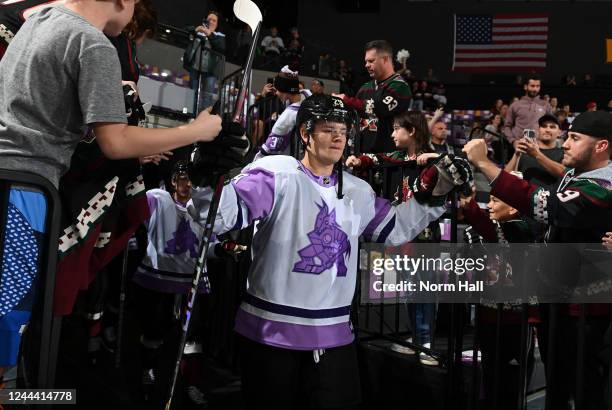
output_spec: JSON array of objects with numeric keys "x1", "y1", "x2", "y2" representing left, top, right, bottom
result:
[
  {"x1": 505, "y1": 114, "x2": 565, "y2": 191},
  {"x1": 464, "y1": 111, "x2": 612, "y2": 409}
]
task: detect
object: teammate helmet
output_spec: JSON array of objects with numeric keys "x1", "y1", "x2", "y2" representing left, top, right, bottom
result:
[
  {"x1": 296, "y1": 94, "x2": 359, "y2": 139},
  {"x1": 171, "y1": 160, "x2": 189, "y2": 179}
]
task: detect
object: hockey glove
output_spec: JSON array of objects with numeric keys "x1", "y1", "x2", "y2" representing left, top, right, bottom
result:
[
  {"x1": 188, "y1": 120, "x2": 250, "y2": 186},
  {"x1": 412, "y1": 154, "x2": 473, "y2": 205}
]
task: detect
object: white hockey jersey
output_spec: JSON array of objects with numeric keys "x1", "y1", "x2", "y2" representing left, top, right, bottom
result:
[
  {"x1": 133, "y1": 189, "x2": 211, "y2": 294},
  {"x1": 188, "y1": 156, "x2": 445, "y2": 350},
  {"x1": 256, "y1": 89, "x2": 312, "y2": 159}
]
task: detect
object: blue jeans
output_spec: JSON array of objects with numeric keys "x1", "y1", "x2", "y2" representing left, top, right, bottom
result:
[{"x1": 190, "y1": 71, "x2": 218, "y2": 113}]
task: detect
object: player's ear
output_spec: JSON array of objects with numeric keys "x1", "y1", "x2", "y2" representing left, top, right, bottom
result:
[
  {"x1": 595, "y1": 139, "x2": 609, "y2": 156},
  {"x1": 299, "y1": 124, "x2": 309, "y2": 146}
]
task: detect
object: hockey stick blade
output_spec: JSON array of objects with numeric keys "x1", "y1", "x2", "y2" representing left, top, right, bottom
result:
[{"x1": 233, "y1": 0, "x2": 262, "y2": 34}]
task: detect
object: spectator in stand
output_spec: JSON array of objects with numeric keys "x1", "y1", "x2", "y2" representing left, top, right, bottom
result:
[
  {"x1": 424, "y1": 67, "x2": 438, "y2": 83},
  {"x1": 318, "y1": 52, "x2": 332, "y2": 77},
  {"x1": 543, "y1": 94, "x2": 550, "y2": 103},
  {"x1": 334, "y1": 59, "x2": 354, "y2": 94},
  {"x1": 583, "y1": 73, "x2": 595, "y2": 87},
  {"x1": 492, "y1": 99, "x2": 504, "y2": 115},
  {"x1": 486, "y1": 113, "x2": 502, "y2": 136},
  {"x1": 311, "y1": 79, "x2": 325, "y2": 95},
  {"x1": 608, "y1": 99, "x2": 612, "y2": 112},
  {"x1": 550, "y1": 96, "x2": 558, "y2": 113},
  {"x1": 432, "y1": 82, "x2": 447, "y2": 108},
  {"x1": 421, "y1": 80, "x2": 436, "y2": 111},
  {"x1": 499, "y1": 104, "x2": 509, "y2": 122},
  {"x1": 586, "y1": 101, "x2": 598, "y2": 112},
  {"x1": 332, "y1": 40, "x2": 412, "y2": 153},
  {"x1": 556, "y1": 111, "x2": 570, "y2": 132},
  {"x1": 505, "y1": 114, "x2": 565, "y2": 192},
  {"x1": 430, "y1": 120, "x2": 456, "y2": 155},
  {"x1": 502, "y1": 74, "x2": 552, "y2": 152},
  {"x1": 261, "y1": 26, "x2": 284, "y2": 57},
  {"x1": 411, "y1": 80, "x2": 425, "y2": 111},
  {"x1": 285, "y1": 38, "x2": 303, "y2": 70},
  {"x1": 286, "y1": 27, "x2": 303, "y2": 52},
  {"x1": 561, "y1": 103, "x2": 572, "y2": 117}
]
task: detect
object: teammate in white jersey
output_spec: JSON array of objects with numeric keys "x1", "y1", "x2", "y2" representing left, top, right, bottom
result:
[{"x1": 188, "y1": 94, "x2": 471, "y2": 409}]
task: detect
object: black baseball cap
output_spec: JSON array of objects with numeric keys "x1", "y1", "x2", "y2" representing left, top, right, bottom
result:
[
  {"x1": 568, "y1": 110, "x2": 612, "y2": 141},
  {"x1": 538, "y1": 114, "x2": 560, "y2": 127}
]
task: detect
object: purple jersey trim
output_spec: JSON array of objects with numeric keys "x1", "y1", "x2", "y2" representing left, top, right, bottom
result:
[
  {"x1": 243, "y1": 292, "x2": 350, "y2": 319},
  {"x1": 146, "y1": 193, "x2": 157, "y2": 215},
  {"x1": 232, "y1": 168, "x2": 275, "y2": 224},
  {"x1": 362, "y1": 197, "x2": 391, "y2": 240},
  {"x1": 234, "y1": 308, "x2": 354, "y2": 350}
]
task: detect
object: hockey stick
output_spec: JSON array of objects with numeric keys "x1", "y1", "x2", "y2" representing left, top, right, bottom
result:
[
  {"x1": 114, "y1": 244, "x2": 129, "y2": 368},
  {"x1": 163, "y1": 2, "x2": 262, "y2": 409}
]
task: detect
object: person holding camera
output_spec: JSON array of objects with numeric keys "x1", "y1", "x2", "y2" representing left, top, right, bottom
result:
[
  {"x1": 504, "y1": 114, "x2": 565, "y2": 191},
  {"x1": 185, "y1": 11, "x2": 226, "y2": 110}
]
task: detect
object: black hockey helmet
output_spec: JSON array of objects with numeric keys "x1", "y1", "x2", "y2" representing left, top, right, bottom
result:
[
  {"x1": 296, "y1": 94, "x2": 359, "y2": 140},
  {"x1": 171, "y1": 160, "x2": 189, "y2": 179}
]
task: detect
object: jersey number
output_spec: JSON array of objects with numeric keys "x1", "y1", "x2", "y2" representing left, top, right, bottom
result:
[
  {"x1": 556, "y1": 190, "x2": 580, "y2": 203},
  {"x1": 382, "y1": 96, "x2": 398, "y2": 111}
]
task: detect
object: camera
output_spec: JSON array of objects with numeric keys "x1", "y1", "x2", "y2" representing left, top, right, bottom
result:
[{"x1": 523, "y1": 128, "x2": 536, "y2": 142}]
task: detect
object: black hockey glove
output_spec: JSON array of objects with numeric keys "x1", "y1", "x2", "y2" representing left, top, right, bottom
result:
[
  {"x1": 412, "y1": 154, "x2": 473, "y2": 205},
  {"x1": 123, "y1": 85, "x2": 146, "y2": 125},
  {"x1": 188, "y1": 120, "x2": 250, "y2": 186}
]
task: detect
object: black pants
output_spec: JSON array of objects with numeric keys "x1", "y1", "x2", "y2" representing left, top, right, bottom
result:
[
  {"x1": 239, "y1": 335, "x2": 362, "y2": 410},
  {"x1": 478, "y1": 321, "x2": 535, "y2": 410},
  {"x1": 538, "y1": 305, "x2": 611, "y2": 410}
]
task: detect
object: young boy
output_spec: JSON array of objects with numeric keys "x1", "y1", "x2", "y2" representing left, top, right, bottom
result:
[
  {"x1": 0, "y1": 0, "x2": 222, "y2": 377},
  {"x1": 188, "y1": 94, "x2": 471, "y2": 408}
]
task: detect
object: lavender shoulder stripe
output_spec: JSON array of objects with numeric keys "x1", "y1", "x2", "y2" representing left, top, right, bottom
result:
[
  {"x1": 362, "y1": 197, "x2": 392, "y2": 240},
  {"x1": 231, "y1": 167, "x2": 275, "y2": 224},
  {"x1": 235, "y1": 308, "x2": 354, "y2": 350}
]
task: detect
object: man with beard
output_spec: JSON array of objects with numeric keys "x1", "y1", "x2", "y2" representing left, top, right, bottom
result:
[
  {"x1": 464, "y1": 111, "x2": 612, "y2": 410},
  {"x1": 333, "y1": 40, "x2": 412, "y2": 153},
  {"x1": 502, "y1": 75, "x2": 552, "y2": 151}
]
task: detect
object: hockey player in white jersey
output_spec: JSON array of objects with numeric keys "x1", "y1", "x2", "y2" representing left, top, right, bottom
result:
[
  {"x1": 188, "y1": 94, "x2": 472, "y2": 409},
  {"x1": 255, "y1": 65, "x2": 311, "y2": 159}
]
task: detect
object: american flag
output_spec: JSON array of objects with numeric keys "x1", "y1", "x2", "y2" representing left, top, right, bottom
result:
[{"x1": 453, "y1": 14, "x2": 549, "y2": 72}]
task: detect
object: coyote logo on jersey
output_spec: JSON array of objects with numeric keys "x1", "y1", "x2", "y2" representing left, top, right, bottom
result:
[{"x1": 293, "y1": 200, "x2": 351, "y2": 276}]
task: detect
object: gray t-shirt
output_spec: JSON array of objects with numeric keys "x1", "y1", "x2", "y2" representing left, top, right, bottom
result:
[{"x1": 0, "y1": 6, "x2": 126, "y2": 187}]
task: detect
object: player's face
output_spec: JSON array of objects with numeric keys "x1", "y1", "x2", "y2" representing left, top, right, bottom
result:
[
  {"x1": 487, "y1": 196, "x2": 515, "y2": 223},
  {"x1": 538, "y1": 122, "x2": 561, "y2": 144},
  {"x1": 307, "y1": 121, "x2": 348, "y2": 165},
  {"x1": 173, "y1": 174, "x2": 192, "y2": 202},
  {"x1": 391, "y1": 122, "x2": 413, "y2": 149},
  {"x1": 524, "y1": 80, "x2": 541, "y2": 98},
  {"x1": 104, "y1": 0, "x2": 137, "y2": 36},
  {"x1": 562, "y1": 132, "x2": 600, "y2": 170},
  {"x1": 364, "y1": 49, "x2": 387, "y2": 80}
]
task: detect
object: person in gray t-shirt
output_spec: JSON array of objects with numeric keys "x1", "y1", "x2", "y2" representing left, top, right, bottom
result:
[{"x1": 0, "y1": 0, "x2": 223, "y2": 374}]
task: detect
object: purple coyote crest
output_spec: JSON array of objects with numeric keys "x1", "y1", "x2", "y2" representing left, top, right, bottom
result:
[
  {"x1": 293, "y1": 201, "x2": 351, "y2": 276},
  {"x1": 165, "y1": 218, "x2": 199, "y2": 258}
]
